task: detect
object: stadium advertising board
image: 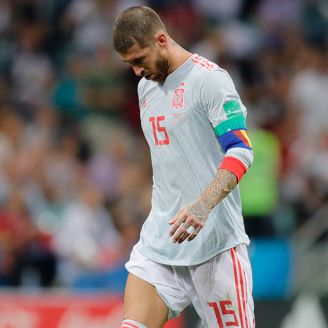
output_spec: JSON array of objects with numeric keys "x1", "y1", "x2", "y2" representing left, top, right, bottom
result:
[{"x1": 0, "y1": 293, "x2": 184, "y2": 328}]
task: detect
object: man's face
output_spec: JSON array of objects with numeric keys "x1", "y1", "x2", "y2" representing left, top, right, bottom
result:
[{"x1": 121, "y1": 43, "x2": 169, "y2": 84}]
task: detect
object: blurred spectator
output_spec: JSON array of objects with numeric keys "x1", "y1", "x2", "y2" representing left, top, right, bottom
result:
[
  {"x1": 0, "y1": 189, "x2": 56, "y2": 287},
  {"x1": 191, "y1": 0, "x2": 243, "y2": 23},
  {"x1": 86, "y1": 125, "x2": 135, "y2": 202},
  {"x1": 52, "y1": 179, "x2": 124, "y2": 287},
  {"x1": 288, "y1": 45, "x2": 328, "y2": 138},
  {"x1": 153, "y1": 1, "x2": 202, "y2": 47},
  {"x1": 303, "y1": 0, "x2": 328, "y2": 44},
  {"x1": 11, "y1": 20, "x2": 54, "y2": 114},
  {"x1": 256, "y1": 0, "x2": 304, "y2": 30},
  {"x1": 64, "y1": 0, "x2": 114, "y2": 54},
  {"x1": 40, "y1": 128, "x2": 85, "y2": 205},
  {"x1": 281, "y1": 132, "x2": 328, "y2": 227},
  {"x1": 65, "y1": 0, "x2": 145, "y2": 54},
  {"x1": 190, "y1": 26, "x2": 225, "y2": 62},
  {"x1": 52, "y1": 53, "x2": 89, "y2": 121},
  {"x1": 0, "y1": 0, "x2": 11, "y2": 33},
  {"x1": 83, "y1": 45, "x2": 125, "y2": 118}
]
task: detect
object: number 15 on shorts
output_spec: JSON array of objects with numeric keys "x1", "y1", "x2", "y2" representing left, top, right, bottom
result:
[{"x1": 209, "y1": 300, "x2": 239, "y2": 327}]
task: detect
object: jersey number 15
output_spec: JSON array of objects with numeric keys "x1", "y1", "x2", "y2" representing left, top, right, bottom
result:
[{"x1": 149, "y1": 116, "x2": 170, "y2": 145}]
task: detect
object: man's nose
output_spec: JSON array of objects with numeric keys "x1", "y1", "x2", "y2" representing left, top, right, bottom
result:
[{"x1": 132, "y1": 66, "x2": 144, "y2": 77}]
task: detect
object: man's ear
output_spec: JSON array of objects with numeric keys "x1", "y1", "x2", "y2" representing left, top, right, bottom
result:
[{"x1": 156, "y1": 32, "x2": 168, "y2": 48}]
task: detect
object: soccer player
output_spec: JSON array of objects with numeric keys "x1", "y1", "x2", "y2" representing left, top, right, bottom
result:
[{"x1": 113, "y1": 6, "x2": 255, "y2": 328}]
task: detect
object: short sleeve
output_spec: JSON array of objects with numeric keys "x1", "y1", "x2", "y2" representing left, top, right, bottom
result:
[{"x1": 200, "y1": 69, "x2": 248, "y2": 137}]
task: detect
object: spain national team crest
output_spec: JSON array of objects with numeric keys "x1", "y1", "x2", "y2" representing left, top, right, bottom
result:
[{"x1": 172, "y1": 87, "x2": 185, "y2": 109}]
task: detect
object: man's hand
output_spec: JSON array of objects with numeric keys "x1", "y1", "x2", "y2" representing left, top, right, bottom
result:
[
  {"x1": 169, "y1": 200, "x2": 211, "y2": 243},
  {"x1": 168, "y1": 169, "x2": 238, "y2": 244}
]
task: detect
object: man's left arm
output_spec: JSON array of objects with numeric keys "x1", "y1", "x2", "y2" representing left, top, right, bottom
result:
[
  {"x1": 169, "y1": 130, "x2": 253, "y2": 243},
  {"x1": 169, "y1": 70, "x2": 254, "y2": 243}
]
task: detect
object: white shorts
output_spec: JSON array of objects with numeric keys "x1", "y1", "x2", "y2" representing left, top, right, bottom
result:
[{"x1": 126, "y1": 244, "x2": 255, "y2": 328}]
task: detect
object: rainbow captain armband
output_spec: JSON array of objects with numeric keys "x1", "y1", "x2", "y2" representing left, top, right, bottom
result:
[
  {"x1": 213, "y1": 100, "x2": 253, "y2": 181},
  {"x1": 214, "y1": 127, "x2": 253, "y2": 182},
  {"x1": 218, "y1": 129, "x2": 252, "y2": 153},
  {"x1": 214, "y1": 100, "x2": 251, "y2": 151}
]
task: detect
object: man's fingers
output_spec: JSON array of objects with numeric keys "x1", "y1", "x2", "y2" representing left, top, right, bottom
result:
[
  {"x1": 185, "y1": 225, "x2": 195, "y2": 235},
  {"x1": 173, "y1": 224, "x2": 200, "y2": 243},
  {"x1": 169, "y1": 214, "x2": 187, "y2": 236},
  {"x1": 177, "y1": 225, "x2": 195, "y2": 243},
  {"x1": 171, "y1": 222, "x2": 188, "y2": 241},
  {"x1": 169, "y1": 205, "x2": 206, "y2": 242},
  {"x1": 169, "y1": 221, "x2": 182, "y2": 237},
  {"x1": 187, "y1": 225, "x2": 203, "y2": 241}
]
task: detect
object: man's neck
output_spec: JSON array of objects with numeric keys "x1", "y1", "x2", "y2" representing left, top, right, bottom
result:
[{"x1": 167, "y1": 40, "x2": 192, "y2": 75}]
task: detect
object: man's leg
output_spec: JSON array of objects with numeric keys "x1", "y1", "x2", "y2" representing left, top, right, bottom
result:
[
  {"x1": 122, "y1": 273, "x2": 169, "y2": 328},
  {"x1": 191, "y1": 244, "x2": 255, "y2": 327}
]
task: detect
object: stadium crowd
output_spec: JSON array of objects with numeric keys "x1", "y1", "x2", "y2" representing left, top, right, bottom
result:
[{"x1": 0, "y1": 0, "x2": 327, "y2": 289}]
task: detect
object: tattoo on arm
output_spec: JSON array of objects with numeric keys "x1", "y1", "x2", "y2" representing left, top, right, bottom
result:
[{"x1": 198, "y1": 169, "x2": 238, "y2": 212}]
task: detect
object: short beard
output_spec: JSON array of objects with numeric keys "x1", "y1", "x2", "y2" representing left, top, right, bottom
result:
[{"x1": 152, "y1": 56, "x2": 170, "y2": 85}]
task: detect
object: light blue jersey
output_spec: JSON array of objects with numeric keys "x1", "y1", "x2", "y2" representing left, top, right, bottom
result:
[{"x1": 135, "y1": 54, "x2": 250, "y2": 266}]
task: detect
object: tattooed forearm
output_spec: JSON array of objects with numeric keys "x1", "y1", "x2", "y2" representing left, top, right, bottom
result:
[
  {"x1": 197, "y1": 169, "x2": 238, "y2": 211},
  {"x1": 169, "y1": 169, "x2": 238, "y2": 243}
]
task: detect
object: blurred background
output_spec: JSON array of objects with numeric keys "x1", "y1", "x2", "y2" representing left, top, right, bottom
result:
[{"x1": 0, "y1": 0, "x2": 327, "y2": 327}]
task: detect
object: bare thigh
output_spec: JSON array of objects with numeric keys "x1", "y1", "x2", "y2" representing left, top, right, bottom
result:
[{"x1": 124, "y1": 273, "x2": 169, "y2": 328}]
